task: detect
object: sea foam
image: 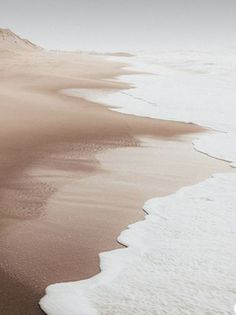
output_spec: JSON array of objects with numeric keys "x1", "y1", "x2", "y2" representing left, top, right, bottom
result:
[
  {"x1": 64, "y1": 49, "x2": 236, "y2": 166},
  {"x1": 40, "y1": 50, "x2": 236, "y2": 315},
  {"x1": 40, "y1": 174, "x2": 236, "y2": 315}
]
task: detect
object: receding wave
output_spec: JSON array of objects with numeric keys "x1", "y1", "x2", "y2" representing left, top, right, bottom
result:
[{"x1": 40, "y1": 50, "x2": 236, "y2": 315}]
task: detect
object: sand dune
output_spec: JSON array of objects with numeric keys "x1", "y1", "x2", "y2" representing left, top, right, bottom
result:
[{"x1": 0, "y1": 28, "x2": 41, "y2": 52}]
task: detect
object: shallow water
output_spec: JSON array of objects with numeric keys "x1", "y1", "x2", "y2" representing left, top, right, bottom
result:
[{"x1": 41, "y1": 50, "x2": 236, "y2": 315}]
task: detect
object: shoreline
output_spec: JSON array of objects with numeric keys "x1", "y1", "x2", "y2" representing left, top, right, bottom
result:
[{"x1": 0, "y1": 51, "x2": 232, "y2": 315}]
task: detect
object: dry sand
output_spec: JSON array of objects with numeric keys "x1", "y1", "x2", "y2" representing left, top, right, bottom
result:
[{"x1": 0, "y1": 49, "x2": 232, "y2": 315}]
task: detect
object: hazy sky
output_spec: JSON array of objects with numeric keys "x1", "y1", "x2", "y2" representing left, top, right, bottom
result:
[{"x1": 1, "y1": 0, "x2": 236, "y2": 51}]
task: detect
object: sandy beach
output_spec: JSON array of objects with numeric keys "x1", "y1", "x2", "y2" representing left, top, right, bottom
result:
[{"x1": 0, "y1": 48, "x2": 233, "y2": 315}]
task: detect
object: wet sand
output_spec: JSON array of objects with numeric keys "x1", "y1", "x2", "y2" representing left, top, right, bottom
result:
[{"x1": 0, "y1": 50, "x2": 232, "y2": 315}]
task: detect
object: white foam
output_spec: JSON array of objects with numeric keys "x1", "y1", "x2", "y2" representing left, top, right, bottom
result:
[
  {"x1": 40, "y1": 173, "x2": 236, "y2": 315},
  {"x1": 65, "y1": 49, "x2": 236, "y2": 166},
  {"x1": 40, "y1": 50, "x2": 236, "y2": 314}
]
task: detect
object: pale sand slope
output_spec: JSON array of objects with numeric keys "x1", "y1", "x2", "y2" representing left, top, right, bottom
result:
[
  {"x1": 0, "y1": 48, "x2": 232, "y2": 315},
  {"x1": 0, "y1": 28, "x2": 41, "y2": 54}
]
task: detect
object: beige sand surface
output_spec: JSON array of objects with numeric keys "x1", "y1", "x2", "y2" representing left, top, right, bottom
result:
[
  {"x1": 0, "y1": 28, "x2": 41, "y2": 52},
  {"x1": 0, "y1": 46, "x2": 232, "y2": 315}
]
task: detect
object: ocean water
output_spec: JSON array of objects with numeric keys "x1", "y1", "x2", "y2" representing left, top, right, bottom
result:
[
  {"x1": 64, "y1": 49, "x2": 236, "y2": 166},
  {"x1": 40, "y1": 50, "x2": 236, "y2": 315}
]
